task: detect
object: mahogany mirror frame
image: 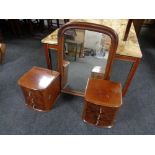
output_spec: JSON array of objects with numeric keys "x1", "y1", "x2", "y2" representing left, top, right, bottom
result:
[{"x1": 58, "y1": 21, "x2": 119, "y2": 96}]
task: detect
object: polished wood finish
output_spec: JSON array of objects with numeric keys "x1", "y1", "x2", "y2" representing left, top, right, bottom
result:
[
  {"x1": 85, "y1": 78, "x2": 122, "y2": 107},
  {"x1": 58, "y1": 22, "x2": 118, "y2": 92},
  {"x1": 83, "y1": 101, "x2": 120, "y2": 127},
  {"x1": 18, "y1": 66, "x2": 60, "y2": 111},
  {"x1": 83, "y1": 78, "x2": 122, "y2": 127},
  {"x1": 0, "y1": 43, "x2": 6, "y2": 64}
]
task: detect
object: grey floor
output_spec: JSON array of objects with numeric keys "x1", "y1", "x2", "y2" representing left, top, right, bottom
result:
[
  {"x1": 0, "y1": 27, "x2": 155, "y2": 134},
  {"x1": 66, "y1": 55, "x2": 106, "y2": 91}
]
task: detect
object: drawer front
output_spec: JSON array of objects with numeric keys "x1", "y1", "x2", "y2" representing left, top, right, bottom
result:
[
  {"x1": 84, "y1": 109, "x2": 98, "y2": 125},
  {"x1": 21, "y1": 88, "x2": 33, "y2": 106},
  {"x1": 97, "y1": 118, "x2": 113, "y2": 127},
  {"x1": 83, "y1": 102, "x2": 99, "y2": 125},
  {"x1": 99, "y1": 106, "x2": 117, "y2": 118},
  {"x1": 96, "y1": 107, "x2": 118, "y2": 127},
  {"x1": 21, "y1": 87, "x2": 45, "y2": 110},
  {"x1": 83, "y1": 102, "x2": 119, "y2": 127},
  {"x1": 86, "y1": 102, "x2": 100, "y2": 113}
]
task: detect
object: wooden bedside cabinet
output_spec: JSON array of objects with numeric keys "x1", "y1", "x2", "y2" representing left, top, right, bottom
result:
[
  {"x1": 18, "y1": 66, "x2": 60, "y2": 111},
  {"x1": 83, "y1": 78, "x2": 122, "y2": 128}
]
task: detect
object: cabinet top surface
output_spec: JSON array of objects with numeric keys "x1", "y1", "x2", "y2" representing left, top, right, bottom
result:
[
  {"x1": 18, "y1": 66, "x2": 60, "y2": 90},
  {"x1": 85, "y1": 78, "x2": 122, "y2": 107},
  {"x1": 41, "y1": 19, "x2": 142, "y2": 58}
]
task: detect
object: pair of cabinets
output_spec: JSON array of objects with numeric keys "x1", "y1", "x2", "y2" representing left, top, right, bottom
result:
[{"x1": 18, "y1": 66, "x2": 121, "y2": 128}]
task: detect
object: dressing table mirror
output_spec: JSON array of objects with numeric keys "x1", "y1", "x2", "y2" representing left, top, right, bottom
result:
[{"x1": 58, "y1": 22, "x2": 118, "y2": 96}]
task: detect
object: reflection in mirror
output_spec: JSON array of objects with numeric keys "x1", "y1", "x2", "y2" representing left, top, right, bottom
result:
[{"x1": 62, "y1": 29, "x2": 111, "y2": 93}]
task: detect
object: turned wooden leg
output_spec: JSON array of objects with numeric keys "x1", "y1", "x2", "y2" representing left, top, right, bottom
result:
[
  {"x1": 122, "y1": 58, "x2": 140, "y2": 96},
  {"x1": 44, "y1": 44, "x2": 51, "y2": 69},
  {"x1": 123, "y1": 19, "x2": 133, "y2": 41}
]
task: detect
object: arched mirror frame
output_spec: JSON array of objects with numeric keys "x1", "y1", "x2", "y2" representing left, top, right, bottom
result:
[{"x1": 58, "y1": 22, "x2": 118, "y2": 96}]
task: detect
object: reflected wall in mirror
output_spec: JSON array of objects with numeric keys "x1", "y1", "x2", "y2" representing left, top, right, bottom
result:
[{"x1": 62, "y1": 28, "x2": 111, "y2": 93}]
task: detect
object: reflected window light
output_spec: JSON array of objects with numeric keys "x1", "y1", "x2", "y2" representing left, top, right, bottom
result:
[
  {"x1": 92, "y1": 66, "x2": 102, "y2": 73},
  {"x1": 39, "y1": 76, "x2": 54, "y2": 88}
]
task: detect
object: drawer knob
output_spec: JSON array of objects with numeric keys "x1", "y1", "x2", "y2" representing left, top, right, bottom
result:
[
  {"x1": 31, "y1": 98, "x2": 34, "y2": 103},
  {"x1": 96, "y1": 120, "x2": 99, "y2": 126},
  {"x1": 100, "y1": 108, "x2": 102, "y2": 113},
  {"x1": 96, "y1": 114, "x2": 101, "y2": 125},
  {"x1": 28, "y1": 91, "x2": 32, "y2": 96},
  {"x1": 97, "y1": 114, "x2": 101, "y2": 120}
]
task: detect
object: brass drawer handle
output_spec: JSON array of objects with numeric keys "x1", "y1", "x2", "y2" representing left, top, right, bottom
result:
[
  {"x1": 33, "y1": 104, "x2": 35, "y2": 109},
  {"x1": 99, "y1": 108, "x2": 102, "y2": 113},
  {"x1": 31, "y1": 98, "x2": 34, "y2": 103},
  {"x1": 96, "y1": 114, "x2": 101, "y2": 125},
  {"x1": 96, "y1": 120, "x2": 99, "y2": 126},
  {"x1": 28, "y1": 91, "x2": 32, "y2": 96},
  {"x1": 97, "y1": 114, "x2": 101, "y2": 120}
]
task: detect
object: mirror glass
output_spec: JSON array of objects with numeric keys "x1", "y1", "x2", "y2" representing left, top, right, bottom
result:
[{"x1": 62, "y1": 29, "x2": 111, "y2": 93}]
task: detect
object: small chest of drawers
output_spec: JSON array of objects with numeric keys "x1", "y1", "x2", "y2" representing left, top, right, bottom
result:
[
  {"x1": 83, "y1": 78, "x2": 122, "y2": 128},
  {"x1": 18, "y1": 66, "x2": 60, "y2": 111},
  {"x1": 83, "y1": 101, "x2": 119, "y2": 127}
]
